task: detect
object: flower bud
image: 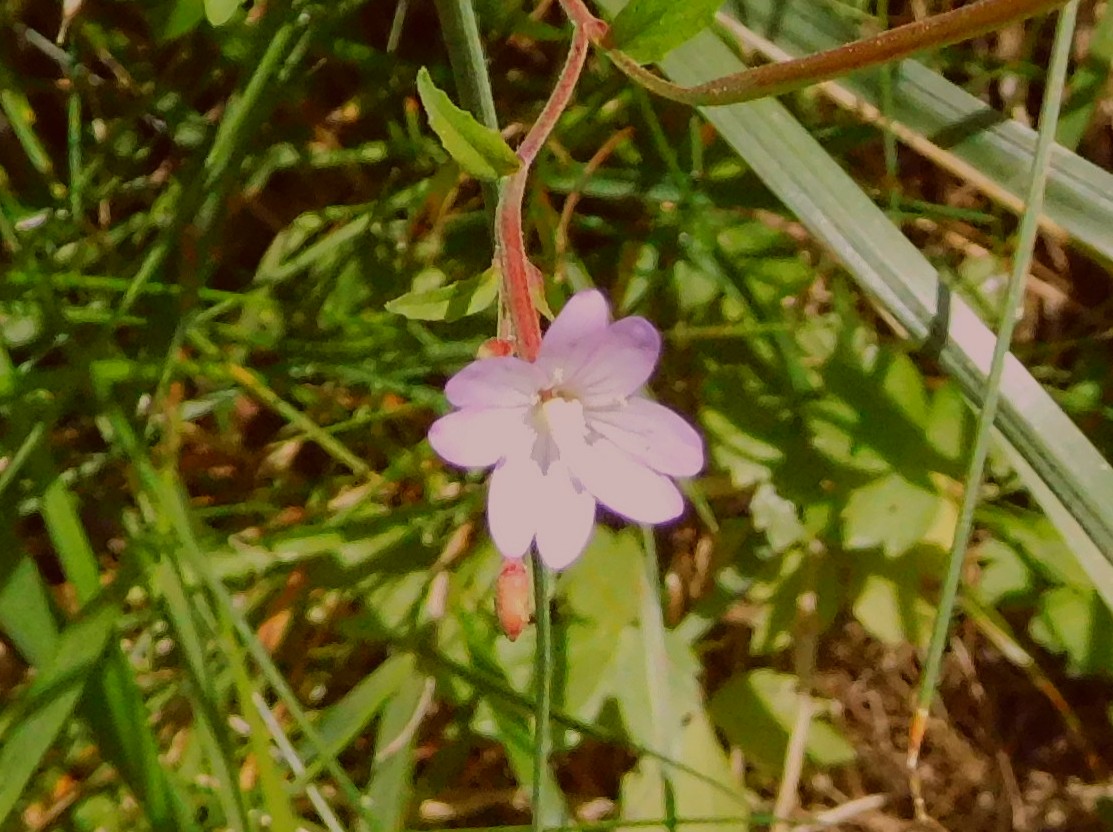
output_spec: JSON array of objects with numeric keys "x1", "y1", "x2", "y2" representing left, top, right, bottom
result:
[
  {"x1": 478, "y1": 338, "x2": 514, "y2": 359},
  {"x1": 495, "y1": 558, "x2": 532, "y2": 641}
]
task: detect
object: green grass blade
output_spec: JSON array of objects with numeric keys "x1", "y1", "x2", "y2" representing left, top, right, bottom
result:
[
  {"x1": 917, "y1": 0, "x2": 1079, "y2": 738},
  {"x1": 225, "y1": 633, "x2": 302, "y2": 832},
  {"x1": 0, "y1": 582, "x2": 123, "y2": 826},
  {"x1": 0, "y1": 533, "x2": 60, "y2": 662},
  {"x1": 364, "y1": 670, "x2": 433, "y2": 832},
  {"x1": 728, "y1": 0, "x2": 1113, "y2": 265},
  {"x1": 589, "y1": 0, "x2": 1113, "y2": 604}
]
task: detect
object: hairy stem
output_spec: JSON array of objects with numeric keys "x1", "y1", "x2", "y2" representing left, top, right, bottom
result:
[
  {"x1": 605, "y1": 0, "x2": 1065, "y2": 106},
  {"x1": 496, "y1": 23, "x2": 591, "y2": 361}
]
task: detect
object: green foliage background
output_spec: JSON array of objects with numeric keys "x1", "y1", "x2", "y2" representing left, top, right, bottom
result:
[{"x1": 2, "y1": 0, "x2": 1112, "y2": 830}]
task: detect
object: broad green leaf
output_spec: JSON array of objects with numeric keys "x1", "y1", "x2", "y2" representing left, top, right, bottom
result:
[
  {"x1": 979, "y1": 506, "x2": 1091, "y2": 590},
  {"x1": 560, "y1": 528, "x2": 644, "y2": 626},
  {"x1": 590, "y1": 0, "x2": 1113, "y2": 609},
  {"x1": 416, "y1": 67, "x2": 520, "y2": 181},
  {"x1": 975, "y1": 538, "x2": 1035, "y2": 606},
  {"x1": 620, "y1": 709, "x2": 750, "y2": 832},
  {"x1": 458, "y1": 615, "x2": 568, "y2": 826},
  {"x1": 848, "y1": 549, "x2": 936, "y2": 648},
  {"x1": 385, "y1": 267, "x2": 499, "y2": 322},
  {"x1": 203, "y1": 0, "x2": 238, "y2": 26},
  {"x1": 1029, "y1": 585, "x2": 1113, "y2": 677},
  {"x1": 608, "y1": 0, "x2": 726, "y2": 65},
  {"x1": 744, "y1": 548, "x2": 842, "y2": 656},
  {"x1": 709, "y1": 669, "x2": 856, "y2": 773},
  {"x1": 558, "y1": 531, "x2": 645, "y2": 723},
  {"x1": 749, "y1": 482, "x2": 805, "y2": 554},
  {"x1": 0, "y1": 587, "x2": 121, "y2": 826},
  {"x1": 841, "y1": 472, "x2": 942, "y2": 557}
]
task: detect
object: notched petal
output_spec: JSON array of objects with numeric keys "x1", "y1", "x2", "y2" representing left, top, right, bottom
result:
[
  {"x1": 535, "y1": 464, "x2": 596, "y2": 571},
  {"x1": 428, "y1": 407, "x2": 530, "y2": 469},
  {"x1": 587, "y1": 397, "x2": 704, "y2": 477},
  {"x1": 445, "y1": 357, "x2": 544, "y2": 408},
  {"x1": 487, "y1": 457, "x2": 542, "y2": 558},
  {"x1": 568, "y1": 316, "x2": 662, "y2": 403},
  {"x1": 540, "y1": 289, "x2": 610, "y2": 360}
]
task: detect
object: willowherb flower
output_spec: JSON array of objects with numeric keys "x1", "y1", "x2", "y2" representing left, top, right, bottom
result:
[{"x1": 428, "y1": 290, "x2": 704, "y2": 570}]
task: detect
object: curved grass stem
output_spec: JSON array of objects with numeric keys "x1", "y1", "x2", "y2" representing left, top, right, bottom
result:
[{"x1": 907, "y1": 0, "x2": 1081, "y2": 817}]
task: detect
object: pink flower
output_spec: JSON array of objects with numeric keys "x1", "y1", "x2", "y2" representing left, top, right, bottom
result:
[{"x1": 428, "y1": 290, "x2": 704, "y2": 570}]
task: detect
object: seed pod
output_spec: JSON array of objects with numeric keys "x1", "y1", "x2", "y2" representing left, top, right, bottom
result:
[{"x1": 495, "y1": 559, "x2": 532, "y2": 641}]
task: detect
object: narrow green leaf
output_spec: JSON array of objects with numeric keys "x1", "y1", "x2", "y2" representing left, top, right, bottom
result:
[
  {"x1": 226, "y1": 638, "x2": 301, "y2": 832},
  {"x1": 385, "y1": 267, "x2": 499, "y2": 321},
  {"x1": 0, "y1": 586, "x2": 121, "y2": 826},
  {"x1": 297, "y1": 654, "x2": 414, "y2": 778},
  {"x1": 416, "y1": 67, "x2": 520, "y2": 181},
  {"x1": 0, "y1": 545, "x2": 60, "y2": 662},
  {"x1": 730, "y1": 0, "x2": 1113, "y2": 266},
  {"x1": 608, "y1": 0, "x2": 725, "y2": 64},
  {"x1": 365, "y1": 671, "x2": 430, "y2": 832},
  {"x1": 204, "y1": 0, "x2": 239, "y2": 26}
]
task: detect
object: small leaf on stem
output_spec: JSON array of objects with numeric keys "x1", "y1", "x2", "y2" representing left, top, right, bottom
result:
[
  {"x1": 416, "y1": 67, "x2": 521, "y2": 181},
  {"x1": 385, "y1": 267, "x2": 499, "y2": 321},
  {"x1": 606, "y1": 0, "x2": 725, "y2": 64}
]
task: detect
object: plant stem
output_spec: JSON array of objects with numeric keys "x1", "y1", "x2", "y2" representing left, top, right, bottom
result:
[
  {"x1": 432, "y1": 0, "x2": 501, "y2": 220},
  {"x1": 605, "y1": 0, "x2": 1066, "y2": 106},
  {"x1": 907, "y1": 0, "x2": 1079, "y2": 815},
  {"x1": 496, "y1": 23, "x2": 591, "y2": 360},
  {"x1": 530, "y1": 554, "x2": 554, "y2": 832}
]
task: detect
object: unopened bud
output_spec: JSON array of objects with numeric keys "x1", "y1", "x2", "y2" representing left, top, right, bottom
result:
[
  {"x1": 478, "y1": 338, "x2": 514, "y2": 359},
  {"x1": 495, "y1": 558, "x2": 532, "y2": 641}
]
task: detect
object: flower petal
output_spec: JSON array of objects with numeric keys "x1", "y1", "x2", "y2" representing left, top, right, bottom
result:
[
  {"x1": 586, "y1": 397, "x2": 704, "y2": 477},
  {"x1": 566, "y1": 316, "x2": 662, "y2": 404},
  {"x1": 487, "y1": 456, "x2": 542, "y2": 558},
  {"x1": 546, "y1": 403, "x2": 684, "y2": 524},
  {"x1": 571, "y1": 438, "x2": 684, "y2": 523},
  {"x1": 535, "y1": 463, "x2": 596, "y2": 570},
  {"x1": 428, "y1": 407, "x2": 532, "y2": 469},
  {"x1": 445, "y1": 357, "x2": 545, "y2": 409},
  {"x1": 540, "y1": 289, "x2": 610, "y2": 359}
]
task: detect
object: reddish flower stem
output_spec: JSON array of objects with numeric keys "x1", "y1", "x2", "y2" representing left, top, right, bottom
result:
[
  {"x1": 496, "y1": 23, "x2": 592, "y2": 362},
  {"x1": 554, "y1": 0, "x2": 607, "y2": 39}
]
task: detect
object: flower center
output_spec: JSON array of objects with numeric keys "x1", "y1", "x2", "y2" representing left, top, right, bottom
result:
[{"x1": 538, "y1": 394, "x2": 587, "y2": 447}]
